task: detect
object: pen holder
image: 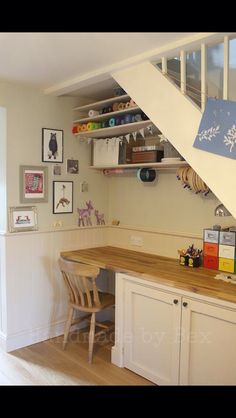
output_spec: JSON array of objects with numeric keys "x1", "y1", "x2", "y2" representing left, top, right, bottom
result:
[
  {"x1": 179, "y1": 255, "x2": 189, "y2": 266},
  {"x1": 179, "y1": 255, "x2": 200, "y2": 267},
  {"x1": 188, "y1": 256, "x2": 200, "y2": 267}
]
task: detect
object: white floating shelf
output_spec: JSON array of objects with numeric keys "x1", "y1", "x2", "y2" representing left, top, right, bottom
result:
[
  {"x1": 73, "y1": 94, "x2": 130, "y2": 112},
  {"x1": 89, "y1": 161, "x2": 189, "y2": 170},
  {"x1": 73, "y1": 106, "x2": 140, "y2": 124},
  {"x1": 74, "y1": 120, "x2": 152, "y2": 139}
]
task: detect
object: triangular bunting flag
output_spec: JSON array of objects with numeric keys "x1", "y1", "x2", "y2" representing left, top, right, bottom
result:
[
  {"x1": 139, "y1": 128, "x2": 145, "y2": 138},
  {"x1": 147, "y1": 125, "x2": 154, "y2": 135},
  {"x1": 132, "y1": 131, "x2": 137, "y2": 141},
  {"x1": 125, "y1": 133, "x2": 130, "y2": 143}
]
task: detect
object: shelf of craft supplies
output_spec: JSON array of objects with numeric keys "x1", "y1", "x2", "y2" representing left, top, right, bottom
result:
[
  {"x1": 89, "y1": 161, "x2": 189, "y2": 170},
  {"x1": 73, "y1": 93, "x2": 130, "y2": 112},
  {"x1": 73, "y1": 105, "x2": 140, "y2": 124},
  {"x1": 73, "y1": 120, "x2": 152, "y2": 139}
]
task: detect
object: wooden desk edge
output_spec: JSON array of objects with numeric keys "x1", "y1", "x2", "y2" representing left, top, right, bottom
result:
[{"x1": 60, "y1": 246, "x2": 236, "y2": 305}]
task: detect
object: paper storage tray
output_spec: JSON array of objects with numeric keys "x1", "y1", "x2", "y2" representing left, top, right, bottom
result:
[
  {"x1": 203, "y1": 229, "x2": 219, "y2": 244},
  {"x1": 203, "y1": 255, "x2": 218, "y2": 270},
  {"x1": 203, "y1": 242, "x2": 218, "y2": 257},
  {"x1": 219, "y1": 231, "x2": 236, "y2": 246},
  {"x1": 219, "y1": 257, "x2": 235, "y2": 273},
  {"x1": 219, "y1": 244, "x2": 235, "y2": 259}
]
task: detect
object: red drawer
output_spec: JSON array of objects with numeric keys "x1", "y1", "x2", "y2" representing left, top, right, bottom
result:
[
  {"x1": 203, "y1": 255, "x2": 218, "y2": 270},
  {"x1": 203, "y1": 242, "x2": 218, "y2": 257}
]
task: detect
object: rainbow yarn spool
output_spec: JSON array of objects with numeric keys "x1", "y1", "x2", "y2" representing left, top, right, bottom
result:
[{"x1": 109, "y1": 118, "x2": 116, "y2": 127}]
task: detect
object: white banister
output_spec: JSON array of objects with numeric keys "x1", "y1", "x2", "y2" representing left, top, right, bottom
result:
[
  {"x1": 223, "y1": 36, "x2": 229, "y2": 100},
  {"x1": 180, "y1": 50, "x2": 186, "y2": 94},
  {"x1": 162, "y1": 57, "x2": 167, "y2": 75},
  {"x1": 201, "y1": 43, "x2": 206, "y2": 112}
]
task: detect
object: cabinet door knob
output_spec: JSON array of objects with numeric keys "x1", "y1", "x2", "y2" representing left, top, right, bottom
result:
[
  {"x1": 183, "y1": 302, "x2": 188, "y2": 307},
  {"x1": 173, "y1": 299, "x2": 178, "y2": 305}
]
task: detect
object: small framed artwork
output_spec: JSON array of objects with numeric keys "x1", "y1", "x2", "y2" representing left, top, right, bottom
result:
[
  {"x1": 9, "y1": 206, "x2": 38, "y2": 232},
  {"x1": 53, "y1": 165, "x2": 62, "y2": 176},
  {"x1": 20, "y1": 165, "x2": 48, "y2": 203},
  {"x1": 53, "y1": 181, "x2": 73, "y2": 214},
  {"x1": 67, "y1": 159, "x2": 79, "y2": 174},
  {"x1": 42, "y1": 128, "x2": 63, "y2": 163}
]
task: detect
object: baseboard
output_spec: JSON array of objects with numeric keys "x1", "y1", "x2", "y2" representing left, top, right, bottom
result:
[
  {"x1": 4, "y1": 320, "x2": 67, "y2": 352},
  {"x1": 111, "y1": 345, "x2": 124, "y2": 367},
  {"x1": 0, "y1": 331, "x2": 7, "y2": 351},
  {"x1": 4, "y1": 309, "x2": 113, "y2": 352}
]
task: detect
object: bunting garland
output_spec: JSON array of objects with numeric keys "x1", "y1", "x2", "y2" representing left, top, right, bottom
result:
[{"x1": 87, "y1": 124, "x2": 155, "y2": 144}]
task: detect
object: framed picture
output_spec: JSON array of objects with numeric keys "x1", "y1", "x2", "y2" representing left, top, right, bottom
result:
[
  {"x1": 20, "y1": 165, "x2": 48, "y2": 203},
  {"x1": 67, "y1": 159, "x2": 79, "y2": 174},
  {"x1": 9, "y1": 206, "x2": 38, "y2": 232},
  {"x1": 42, "y1": 128, "x2": 63, "y2": 163},
  {"x1": 53, "y1": 165, "x2": 62, "y2": 176},
  {"x1": 53, "y1": 181, "x2": 73, "y2": 214}
]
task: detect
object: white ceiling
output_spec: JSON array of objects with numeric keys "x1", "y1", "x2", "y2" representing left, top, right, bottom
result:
[{"x1": 0, "y1": 32, "x2": 197, "y2": 92}]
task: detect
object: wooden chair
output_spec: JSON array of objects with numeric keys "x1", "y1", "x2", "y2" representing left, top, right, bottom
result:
[{"x1": 58, "y1": 257, "x2": 115, "y2": 363}]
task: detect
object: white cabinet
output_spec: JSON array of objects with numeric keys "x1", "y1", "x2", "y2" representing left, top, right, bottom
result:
[
  {"x1": 180, "y1": 298, "x2": 236, "y2": 385},
  {"x1": 124, "y1": 280, "x2": 181, "y2": 385},
  {"x1": 112, "y1": 273, "x2": 236, "y2": 385}
]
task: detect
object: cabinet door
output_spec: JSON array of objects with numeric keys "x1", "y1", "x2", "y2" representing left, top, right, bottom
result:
[
  {"x1": 124, "y1": 281, "x2": 181, "y2": 385},
  {"x1": 180, "y1": 298, "x2": 236, "y2": 385}
]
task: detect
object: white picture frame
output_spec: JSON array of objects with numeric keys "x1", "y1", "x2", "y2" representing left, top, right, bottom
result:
[{"x1": 9, "y1": 206, "x2": 38, "y2": 232}]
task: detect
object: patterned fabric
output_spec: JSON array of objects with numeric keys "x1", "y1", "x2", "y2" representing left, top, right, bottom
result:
[{"x1": 193, "y1": 98, "x2": 236, "y2": 160}]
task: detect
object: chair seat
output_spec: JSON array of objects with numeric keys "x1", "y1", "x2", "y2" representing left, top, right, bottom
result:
[
  {"x1": 98, "y1": 291, "x2": 115, "y2": 309},
  {"x1": 72, "y1": 291, "x2": 115, "y2": 312}
]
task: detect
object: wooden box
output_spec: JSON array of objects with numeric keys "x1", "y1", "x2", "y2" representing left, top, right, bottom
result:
[
  {"x1": 131, "y1": 150, "x2": 164, "y2": 163},
  {"x1": 119, "y1": 139, "x2": 144, "y2": 164}
]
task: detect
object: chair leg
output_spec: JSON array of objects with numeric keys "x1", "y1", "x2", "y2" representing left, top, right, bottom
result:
[
  {"x1": 63, "y1": 307, "x2": 74, "y2": 350},
  {"x1": 88, "y1": 312, "x2": 96, "y2": 363}
]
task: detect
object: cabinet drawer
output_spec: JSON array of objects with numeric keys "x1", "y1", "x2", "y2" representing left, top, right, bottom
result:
[
  {"x1": 203, "y1": 229, "x2": 219, "y2": 244},
  {"x1": 219, "y1": 244, "x2": 235, "y2": 259},
  {"x1": 219, "y1": 231, "x2": 236, "y2": 246},
  {"x1": 203, "y1": 255, "x2": 218, "y2": 270},
  {"x1": 203, "y1": 242, "x2": 218, "y2": 257},
  {"x1": 219, "y1": 258, "x2": 235, "y2": 273}
]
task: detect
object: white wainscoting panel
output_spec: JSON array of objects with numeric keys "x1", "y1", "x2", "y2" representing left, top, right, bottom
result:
[{"x1": 1, "y1": 227, "x2": 107, "y2": 351}]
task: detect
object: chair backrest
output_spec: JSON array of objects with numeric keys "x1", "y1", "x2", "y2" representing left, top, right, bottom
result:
[{"x1": 58, "y1": 257, "x2": 101, "y2": 310}]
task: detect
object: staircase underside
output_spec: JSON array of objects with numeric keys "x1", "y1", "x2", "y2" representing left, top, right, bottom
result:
[{"x1": 112, "y1": 61, "x2": 236, "y2": 219}]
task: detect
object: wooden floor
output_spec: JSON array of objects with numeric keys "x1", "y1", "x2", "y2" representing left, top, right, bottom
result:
[{"x1": 0, "y1": 330, "x2": 153, "y2": 385}]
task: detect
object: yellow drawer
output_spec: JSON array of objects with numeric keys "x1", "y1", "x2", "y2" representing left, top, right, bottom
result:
[{"x1": 218, "y1": 257, "x2": 235, "y2": 273}]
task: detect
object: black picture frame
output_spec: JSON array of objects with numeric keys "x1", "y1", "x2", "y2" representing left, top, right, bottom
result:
[
  {"x1": 53, "y1": 181, "x2": 73, "y2": 214},
  {"x1": 42, "y1": 128, "x2": 64, "y2": 163}
]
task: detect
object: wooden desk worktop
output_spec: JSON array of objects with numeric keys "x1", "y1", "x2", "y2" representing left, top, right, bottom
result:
[{"x1": 60, "y1": 246, "x2": 236, "y2": 305}]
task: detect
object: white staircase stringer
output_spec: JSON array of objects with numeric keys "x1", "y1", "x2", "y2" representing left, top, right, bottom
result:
[{"x1": 112, "y1": 61, "x2": 236, "y2": 219}]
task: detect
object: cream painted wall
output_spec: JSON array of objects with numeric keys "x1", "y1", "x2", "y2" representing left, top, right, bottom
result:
[
  {"x1": 0, "y1": 82, "x2": 108, "y2": 232},
  {"x1": 108, "y1": 172, "x2": 236, "y2": 237},
  {"x1": 0, "y1": 82, "x2": 110, "y2": 351}
]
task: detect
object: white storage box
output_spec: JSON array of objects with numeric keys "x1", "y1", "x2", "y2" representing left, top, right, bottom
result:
[{"x1": 92, "y1": 138, "x2": 120, "y2": 166}]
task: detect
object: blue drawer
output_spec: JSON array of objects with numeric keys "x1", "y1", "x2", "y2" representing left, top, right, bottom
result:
[
  {"x1": 204, "y1": 229, "x2": 219, "y2": 244},
  {"x1": 219, "y1": 231, "x2": 236, "y2": 246}
]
